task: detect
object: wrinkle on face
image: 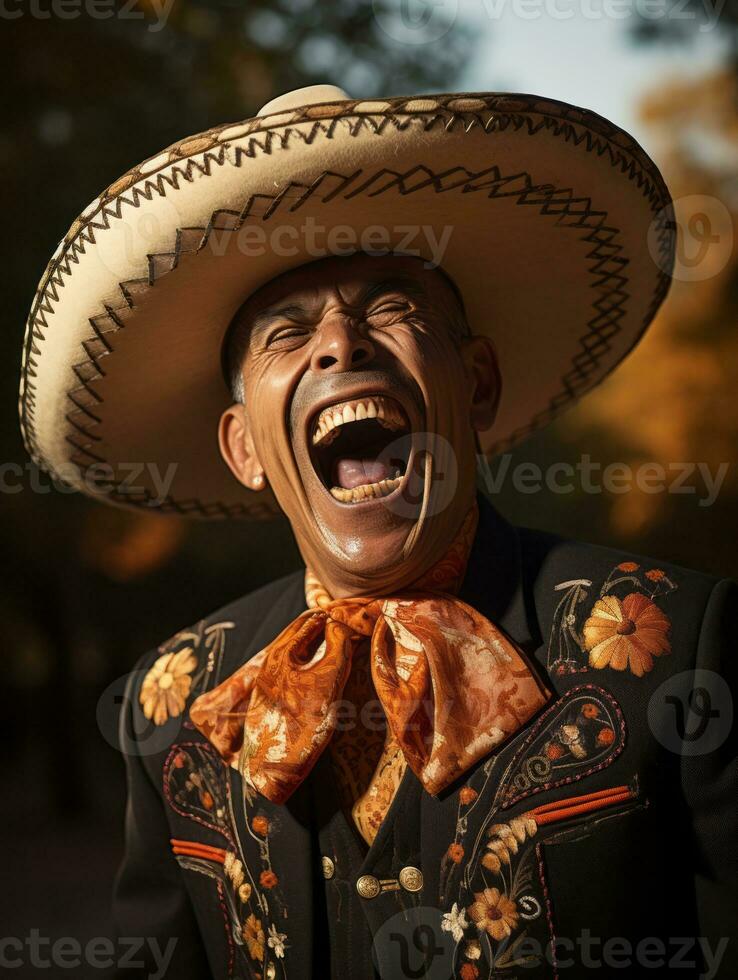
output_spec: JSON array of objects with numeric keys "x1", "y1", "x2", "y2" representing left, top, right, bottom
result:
[{"x1": 222, "y1": 253, "x2": 495, "y2": 598}]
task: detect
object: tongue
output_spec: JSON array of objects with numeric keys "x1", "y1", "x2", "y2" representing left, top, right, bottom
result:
[{"x1": 334, "y1": 457, "x2": 389, "y2": 490}]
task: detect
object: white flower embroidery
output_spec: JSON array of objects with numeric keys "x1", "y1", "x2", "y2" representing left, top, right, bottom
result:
[
  {"x1": 267, "y1": 923, "x2": 289, "y2": 958},
  {"x1": 441, "y1": 903, "x2": 469, "y2": 942}
]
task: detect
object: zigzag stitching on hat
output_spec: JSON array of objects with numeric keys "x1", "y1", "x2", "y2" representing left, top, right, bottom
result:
[
  {"x1": 20, "y1": 100, "x2": 674, "y2": 514},
  {"x1": 47, "y1": 167, "x2": 635, "y2": 517}
]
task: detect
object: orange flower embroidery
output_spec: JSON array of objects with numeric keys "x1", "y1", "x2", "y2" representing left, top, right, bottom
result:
[
  {"x1": 583, "y1": 593, "x2": 671, "y2": 677},
  {"x1": 597, "y1": 727, "x2": 616, "y2": 746},
  {"x1": 581, "y1": 703, "x2": 600, "y2": 719},
  {"x1": 242, "y1": 914, "x2": 265, "y2": 961},
  {"x1": 448, "y1": 843, "x2": 465, "y2": 864},
  {"x1": 460, "y1": 787, "x2": 478, "y2": 805},
  {"x1": 646, "y1": 569, "x2": 665, "y2": 582},
  {"x1": 259, "y1": 869, "x2": 278, "y2": 889},
  {"x1": 252, "y1": 816, "x2": 269, "y2": 836},
  {"x1": 617, "y1": 562, "x2": 639, "y2": 573},
  {"x1": 200, "y1": 790, "x2": 214, "y2": 810},
  {"x1": 460, "y1": 965, "x2": 480, "y2": 980},
  {"x1": 467, "y1": 887, "x2": 519, "y2": 941},
  {"x1": 546, "y1": 742, "x2": 566, "y2": 760}
]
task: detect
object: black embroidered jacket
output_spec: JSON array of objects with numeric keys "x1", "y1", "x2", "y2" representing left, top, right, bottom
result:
[{"x1": 113, "y1": 497, "x2": 738, "y2": 979}]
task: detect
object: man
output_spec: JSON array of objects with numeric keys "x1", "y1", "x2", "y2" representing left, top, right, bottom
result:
[{"x1": 20, "y1": 86, "x2": 736, "y2": 978}]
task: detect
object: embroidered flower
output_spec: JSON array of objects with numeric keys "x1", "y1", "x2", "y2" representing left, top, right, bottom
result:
[
  {"x1": 239, "y1": 882, "x2": 252, "y2": 903},
  {"x1": 441, "y1": 903, "x2": 469, "y2": 942},
  {"x1": 460, "y1": 965, "x2": 480, "y2": 980},
  {"x1": 447, "y1": 843, "x2": 465, "y2": 864},
  {"x1": 464, "y1": 940, "x2": 482, "y2": 960},
  {"x1": 545, "y1": 741, "x2": 566, "y2": 761},
  {"x1": 200, "y1": 790, "x2": 214, "y2": 810},
  {"x1": 617, "y1": 562, "x2": 639, "y2": 573},
  {"x1": 468, "y1": 887, "x2": 519, "y2": 941},
  {"x1": 224, "y1": 853, "x2": 244, "y2": 889},
  {"x1": 260, "y1": 869, "x2": 279, "y2": 889},
  {"x1": 242, "y1": 914, "x2": 265, "y2": 961},
  {"x1": 597, "y1": 726, "x2": 616, "y2": 746},
  {"x1": 459, "y1": 787, "x2": 478, "y2": 805},
  {"x1": 267, "y1": 923, "x2": 288, "y2": 958},
  {"x1": 484, "y1": 816, "x2": 536, "y2": 874},
  {"x1": 581, "y1": 703, "x2": 600, "y2": 719},
  {"x1": 482, "y1": 851, "x2": 502, "y2": 873},
  {"x1": 252, "y1": 815, "x2": 270, "y2": 836},
  {"x1": 583, "y1": 593, "x2": 671, "y2": 677},
  {"x1": 558, "y1": 724, "x2": 587, "y2": 759},
  {"x1": 139, "y1": 648, "x2": 197, "y2": 725},
  {"x1": 645, "y1": 568, "x2": 665, "y2": 581}
]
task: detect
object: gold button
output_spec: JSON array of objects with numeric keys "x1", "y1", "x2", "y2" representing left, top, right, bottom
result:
[
  {"x1": 356, "y1": 874, "x2": 381, "y2": 899},
  {"x1": 321, "y1": 856, "x2": 335, "y2": 880},
  {"x1": 399, "y1": 866, "x2": 423, "y2": 893}
]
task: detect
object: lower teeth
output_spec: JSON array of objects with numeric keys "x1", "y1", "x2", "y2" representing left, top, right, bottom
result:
[{"x1": 330, "y1": 475, "x2": 402, "y2": 503}]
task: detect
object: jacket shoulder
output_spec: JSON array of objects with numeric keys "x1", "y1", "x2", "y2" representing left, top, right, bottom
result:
[
  {"x1": 516, "y1": 524, "x2": 725, "y2": 623},
  {"x1": 518, "y1": 524, "x2": 721, "y2": 589},
  {"x1": 128, "y1": 568, "x2": 305, "y2": 732}
]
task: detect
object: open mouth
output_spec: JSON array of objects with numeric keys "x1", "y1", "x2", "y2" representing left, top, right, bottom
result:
[{"x1": 309, "y1": 394, "x2": 412, "y2": 504}]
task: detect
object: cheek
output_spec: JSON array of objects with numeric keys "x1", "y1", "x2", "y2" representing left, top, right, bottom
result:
[{"x1": 245, "y1": 356, "x2": 302, "y2": 447}]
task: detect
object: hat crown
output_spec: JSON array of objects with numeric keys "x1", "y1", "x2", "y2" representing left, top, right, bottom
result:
[{"x1": 257, "y1": 84, "x2": 350, "y2": 117}]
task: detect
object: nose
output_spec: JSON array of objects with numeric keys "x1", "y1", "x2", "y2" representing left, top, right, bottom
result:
[{"x1": 309, "y1": 316, "x2": 375, "y2": 374}]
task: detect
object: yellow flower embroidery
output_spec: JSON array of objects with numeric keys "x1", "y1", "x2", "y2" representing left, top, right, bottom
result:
[
  {"x1": 140, "y1": 648, "x2": 197, "y2": 725},
  {"x1": 242, "y1": 913, "x2": 265, "y2": 962},
  {"x1": 468, "y1": 887, "x2": 519, "y2": 941}
]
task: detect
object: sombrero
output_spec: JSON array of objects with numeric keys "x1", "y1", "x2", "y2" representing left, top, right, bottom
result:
[{"x1": 19, "y1": 84, "x2": 675, "y2": 519}]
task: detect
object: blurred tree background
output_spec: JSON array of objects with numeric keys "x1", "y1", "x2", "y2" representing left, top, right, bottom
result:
[
  {"x1": 1, "y1": 0, "x2": 473, "y2": 953},
  {"x1": 2, "y1": 0, "x2": 736, "y2": 959}
]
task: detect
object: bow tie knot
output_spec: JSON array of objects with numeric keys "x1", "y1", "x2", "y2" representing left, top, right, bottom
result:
[{"x1": 190, "y1": 506, "x2": 550, "y2": 804}]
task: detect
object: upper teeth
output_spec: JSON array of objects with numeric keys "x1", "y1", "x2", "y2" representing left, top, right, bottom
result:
[{"x1": 312, "y1": 396, "x2": 406, "y2": 446}]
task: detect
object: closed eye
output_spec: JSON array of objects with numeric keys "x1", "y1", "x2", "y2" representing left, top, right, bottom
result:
[
  {"x1": 366, "y1": 301, "x2": 412, "y2": 325},
  {"x1": 265, "y1": 325, "x2": 311, "y2": 348}
]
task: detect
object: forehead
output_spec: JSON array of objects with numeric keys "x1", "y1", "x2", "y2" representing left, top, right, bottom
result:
[{"x1": 240, "y1": 254, "x2": 449, "y2": 319}]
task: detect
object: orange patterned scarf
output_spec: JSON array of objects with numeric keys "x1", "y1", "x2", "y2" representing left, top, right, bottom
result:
[{"x1": 190, "y1": 506, "x2": 550, "y2": 805}]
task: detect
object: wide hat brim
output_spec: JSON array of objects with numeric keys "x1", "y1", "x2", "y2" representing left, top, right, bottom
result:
[{"x1": 19, "y1": 86, "x2": 675, "y2": 519}]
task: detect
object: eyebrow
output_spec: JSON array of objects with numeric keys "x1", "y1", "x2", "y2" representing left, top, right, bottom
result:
[
  {"x1": 247, "y1": 302, "x2": 314, "y2": 339},
  {"x1": 357, "y1": 277, "x2": 428, "y2": 307},
  {"x1": 246, "y1": 275, "x2": 431, "y2": 342}
]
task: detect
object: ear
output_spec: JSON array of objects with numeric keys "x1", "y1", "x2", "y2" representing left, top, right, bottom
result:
[
  {"x1": 218, "y1": 403, "x2": 267, "y2": 491},
  {"x1": 460, "y1": 336, "x2": 501, "y2": 432}
]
